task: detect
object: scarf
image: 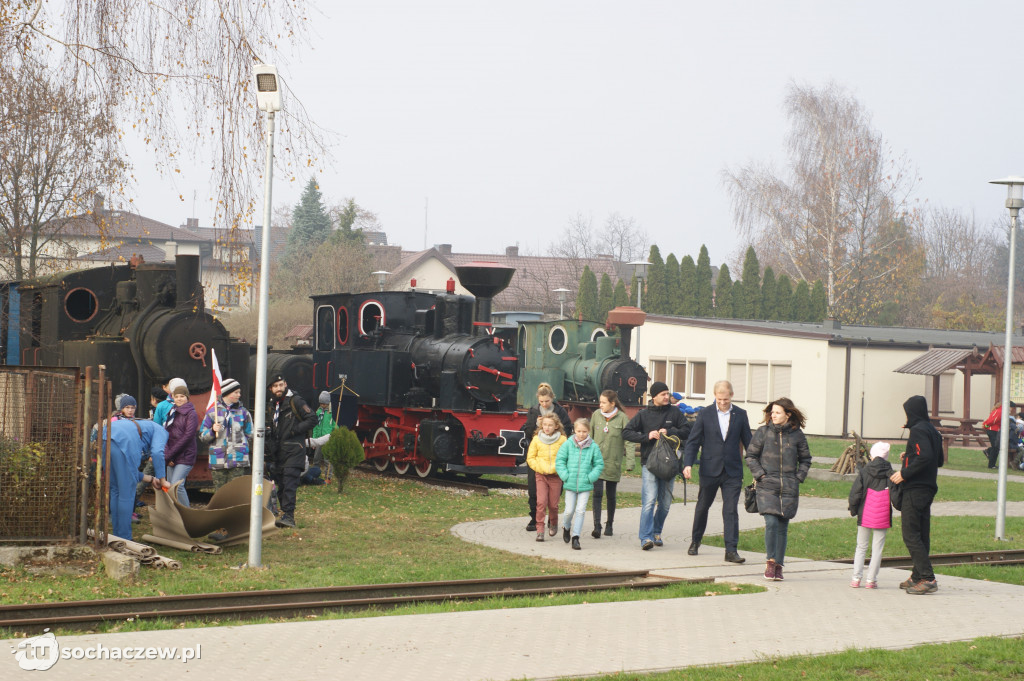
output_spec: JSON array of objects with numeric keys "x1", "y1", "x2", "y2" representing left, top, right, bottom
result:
[
  {"x1": 599, "y1": 407, "x2": 618, "y2": 419},
  {"x1": 539, "y1": 404, "x2": 554, "y2": 416},
  {"x1": 574, "y1": 435, "x2": 593, "y2": 449},
  {"x1": 538, "y1": 431, "x2": 561, "y2": 445}
]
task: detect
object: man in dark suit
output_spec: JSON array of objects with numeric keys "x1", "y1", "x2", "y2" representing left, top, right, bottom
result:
[{"x1": 682, "y1": 379, "x2": 752, "y2": 563}]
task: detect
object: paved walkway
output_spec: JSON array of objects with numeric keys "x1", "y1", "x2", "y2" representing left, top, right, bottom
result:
[{"x1": 6, "y1": 496, "x2": 1024, "y2": 681}]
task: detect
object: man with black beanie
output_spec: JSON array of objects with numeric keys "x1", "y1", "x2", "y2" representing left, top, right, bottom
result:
[
  {"x1": 623, "y1": 381, "x2": 690, "y2": 550},
  {"x1": 266, "y1": 374, "x2": 317, "y2": 528},
  {"x1": 890, "y1": 395, "x2": 942, "y2": 594}
]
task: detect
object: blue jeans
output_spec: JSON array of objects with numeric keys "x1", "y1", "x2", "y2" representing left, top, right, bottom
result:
[
  {"x1": 638, "y1": 466, "x2": 674, "y2": 543},
  {"x1": 562, "y1": 490, "x2": 591, "y2": 538},
  {"x1": 764, "y1": 514, "x2": 789, "y2": 565},
  {"x1": 166, "y1": 463, "x2": 193, "y2": 507}
]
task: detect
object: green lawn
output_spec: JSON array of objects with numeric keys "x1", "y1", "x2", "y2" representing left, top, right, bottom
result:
[{"x1": 554, "y1": 636, "x2": 1024, "y2": 681}]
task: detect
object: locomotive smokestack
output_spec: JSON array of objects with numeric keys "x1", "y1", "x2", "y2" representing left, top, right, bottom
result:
[
  {"x1": 175, "y1": 254, "x2": 204, "y2": 312},
  {"x1": 454, "y1": 262, "x2": 515, "y2": 336},
  {"x1": 606, "y1": 306, "x2": 647, "y2": 361}
]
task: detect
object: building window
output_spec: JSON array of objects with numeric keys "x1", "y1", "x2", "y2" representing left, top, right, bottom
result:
[
  {"x1": 672, "y1": 362, "x2": 686, "y2": 395},
  {"x1": 771, "y1": 364, "x2": 792, "y2": 401},
  {"x1": 728, "y1": 362, "x2": 747, "y2": 401},
  {"x1": 218, "y1": 285, "x2": 240, "y2": 307},
  {"x1": 650, "y1": 359, "x2": 667, "y2": 384},
  {"x1": 690, "y1": 361, "x2": 706, "y2": 397},
  {"x1": 749, "y1": 363, "x2": 769, "y2": 403}
]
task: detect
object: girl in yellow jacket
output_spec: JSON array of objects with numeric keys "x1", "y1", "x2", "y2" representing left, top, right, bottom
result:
[{"x1": 527, "y1": 413, "x2": 566, "y2": 541}]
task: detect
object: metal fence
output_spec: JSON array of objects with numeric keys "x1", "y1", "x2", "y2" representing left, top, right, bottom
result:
[{"x1": 0, "y1": 367, "x2": 85, "y2": 542}]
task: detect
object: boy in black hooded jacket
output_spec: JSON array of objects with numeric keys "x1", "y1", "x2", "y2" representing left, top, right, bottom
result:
[{"x1": 890, "y1": 395, "x2": 942, "y2": 594}]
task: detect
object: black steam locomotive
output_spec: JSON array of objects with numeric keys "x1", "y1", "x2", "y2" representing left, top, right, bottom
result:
[{"x1": 310, "y1": 262, "x2": 649, "y2": 476}]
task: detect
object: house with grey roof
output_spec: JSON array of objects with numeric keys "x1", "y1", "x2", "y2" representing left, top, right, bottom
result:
[{"x1": 637, "y1": 315, "x2": 1024, "y2": 439}]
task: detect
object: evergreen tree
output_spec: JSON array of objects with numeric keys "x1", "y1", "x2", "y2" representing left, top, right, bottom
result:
[
  {"x1": 678, "y1": 255, "x2": 697, "y2": 316},
  {"x1": 645, "y1": 245, "x2": 666, "y2": 313},
  {"x1": 811, "y1": 280, "x2": 829, "y2": 322},
  {"x1": 629, "y1": 275, "x2": 640, "y2": 307},
  {"x1": 286, "y1": 178, "x2": 333, "y2": 257},
  {"x1": 597, "y1": 273, "x2": 614, "y2": 321},
  {"x1": 775, "y1": 274, "x2": 794, "y2": 321},
  {"x1": 613, "y1": 279, "x2": 629, "y2": 308},
  {"x1": 664, "y1": 253, "x2": 683, "y2": 314},
  {"x1": 695, "y1": 245, "x2": 714, "y2": 316},
  {"x1": 335, "y1": 198, "x2": 364, "y2": 243},
  {"x1": 792, "y1": 280, "x2": 813, "y2": 322},
  {"x1": 737, "y1": 246, "x2": 762, "y2": 319},
  {"x1": 577, "y1": 266, "x2": 599, "y2": 320},
  {"x1": 760, "y1": 266, "x2": 777, "y2": 320},
  {"x1": 714, "y1": 264, "x2": 734, "y2": 318}
]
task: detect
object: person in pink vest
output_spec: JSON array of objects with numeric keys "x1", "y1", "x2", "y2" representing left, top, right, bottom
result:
[{"x1": 848, "y1": 441, "x2": 895, "y2": 588}]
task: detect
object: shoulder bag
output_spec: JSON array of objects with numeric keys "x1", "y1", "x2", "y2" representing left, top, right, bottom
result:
[
  {"x1": 744, "y1": 479, "x2": 758, "y2": 513},
  {"x1": 645, "y1": 435, "x2": 682, "y2": 481}
]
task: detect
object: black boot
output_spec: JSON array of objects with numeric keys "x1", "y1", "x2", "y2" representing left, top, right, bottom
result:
[
  {"x1": 604, "y1": 521, "x2": 613, "y2": 536},
  {"x1": 591, "y1": 524, "x2": 602, "y2": 539},
  {"x1": 571, "y1": 536, "x2": 581, "y2": 550}
]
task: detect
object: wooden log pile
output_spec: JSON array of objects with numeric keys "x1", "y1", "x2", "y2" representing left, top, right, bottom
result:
[{"x1": 830, "y1": 431, "x2": 869, "y2": 475}]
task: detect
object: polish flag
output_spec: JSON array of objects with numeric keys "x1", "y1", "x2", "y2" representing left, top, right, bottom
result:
[{"x1": 206, "y1": 347, "x2": 223, "y2": 414}]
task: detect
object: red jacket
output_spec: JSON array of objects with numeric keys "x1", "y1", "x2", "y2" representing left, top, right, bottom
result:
[{"x1": 983, "y1": 406, "x2": 1005, "y2": 431}]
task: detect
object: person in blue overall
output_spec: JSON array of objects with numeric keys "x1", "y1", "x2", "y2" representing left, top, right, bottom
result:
[{"x1": 102, "y1": 418, "x2": 169, "y2": 539}]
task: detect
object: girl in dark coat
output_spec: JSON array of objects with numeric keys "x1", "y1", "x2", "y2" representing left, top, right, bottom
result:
[
  {"x1": 848, "y1": 441, "x2": 894, "y2": 588},
  {"x1": 745, "y1": 397, "x2": 812, "y2": 581},
  {"x1": 164, "y1": 385, "x2": 199, "y2": 507}
]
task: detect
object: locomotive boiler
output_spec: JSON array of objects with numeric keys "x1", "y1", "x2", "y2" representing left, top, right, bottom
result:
[{"x1": 311, "y1": 262, "x2": 525, "y2": 476}]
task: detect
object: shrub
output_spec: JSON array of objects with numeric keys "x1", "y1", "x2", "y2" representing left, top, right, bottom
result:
[{"x1": 320, "y1": 426, "x2": 364, "y2": 492}]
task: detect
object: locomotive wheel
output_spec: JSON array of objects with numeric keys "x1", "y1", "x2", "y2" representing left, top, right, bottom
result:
[
  {"x1": 413, "y1": 459, "x2": 433, "y2": 478},
  {"x1": 371, "y1": 428, "x2": 391, "y2": 471},
  {"x1": 393, "y1": 461, "x2": 411, "y2": 475}
]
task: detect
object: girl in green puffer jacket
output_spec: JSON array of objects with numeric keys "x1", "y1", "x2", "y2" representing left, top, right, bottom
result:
[
  {"x1": 556, "y1": 418, "x2": 604, "y2": 550},
  {"x1": 590, "y1": 390, "x2": 628, "y2": 538}
]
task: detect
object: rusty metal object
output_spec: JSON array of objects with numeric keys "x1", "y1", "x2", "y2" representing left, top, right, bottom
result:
[{"x1": 0, "y1": 570, "x2": 688, "y2": 633}]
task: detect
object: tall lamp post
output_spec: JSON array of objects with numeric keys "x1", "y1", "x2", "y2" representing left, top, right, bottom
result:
[
  {"x1": 248, "y1": 64, "x2": 283, "y2": 568},
  {"x1": 990, "y1": 175, "x2": 1024, "y2": 541},
  {"x1": 628, "y1": 260, "x2": 650, "y2": 379},
  {"x1": 553, "y1": 288, "x2": 569, "y2": 318}
]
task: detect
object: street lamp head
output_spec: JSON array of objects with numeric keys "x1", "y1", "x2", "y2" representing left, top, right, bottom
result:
[
  {"x1": 372, "y1": 270, "x2": 390, "y2": 291},
  {"x1": 628, "y1": 260, "x2": 650, "y2": 281},
  {"x1": 553, "y1": 287, "x2": 570, "y2": 303},
  {"x1": 990, "y1": 176, "x2": 1024, "y2": 216},
  {"x1": 254, "y1": 64, "x2": 283, "y2": 113}
]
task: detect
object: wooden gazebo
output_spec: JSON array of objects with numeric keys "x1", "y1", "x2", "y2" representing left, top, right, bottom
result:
[{"x1": 893, "y1": 346, "x2": 1002, "y2": 448}]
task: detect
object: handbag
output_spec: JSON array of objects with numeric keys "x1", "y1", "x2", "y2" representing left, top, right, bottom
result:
[
  {"x1": 645, "y1": 435, "x2": 682, "y2": 481},
  {"x1": 744, "y1": 480, "x2": 759, "y2": 513},
  {"x1": 890, "y1": 482, "x2": 903, "y2": 511}
]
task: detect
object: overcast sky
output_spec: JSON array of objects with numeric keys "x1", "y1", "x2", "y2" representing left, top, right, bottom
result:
[{"x1": 129, "y1": 0, "x2": 1024, "y2": 269}]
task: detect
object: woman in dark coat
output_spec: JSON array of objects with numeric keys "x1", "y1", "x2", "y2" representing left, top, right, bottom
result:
[
  {"x1": 521, "y1": 382, "x2": 573, "y2": 532},
  {"x1": 745, "y1": 397, "x2": 812, "y2": 582}
]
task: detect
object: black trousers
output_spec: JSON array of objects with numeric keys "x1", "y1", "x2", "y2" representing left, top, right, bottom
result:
[
  {"x1": 986, "y1": 430, "x2": 1000, "y2": 467},
  {"x1": 690, "y1": 472, "x2": 742, "y2": 552},
  {"x1": 592, "y1": 479, "x2": 618, "y2": 527},
  {"x1": 527, "y1": 467, "x2": 537, "y2": 519},
  {"x1": 271, "y1": 442, "x2": 305, "y2": 517},
  {"x1": 901, "y1": 487, "x2": 935, "y2": 582}
]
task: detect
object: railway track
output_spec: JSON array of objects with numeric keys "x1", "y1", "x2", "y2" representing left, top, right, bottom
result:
[
  {"x1": 355, "y1": 465, "x2": 529, "y2": 495},
  {"x1": 0, "y1": 570, "x2": 686, "y2": 634},
  {"x1": 832, "y1": 548, "x2": 1024, "y2": 569}
]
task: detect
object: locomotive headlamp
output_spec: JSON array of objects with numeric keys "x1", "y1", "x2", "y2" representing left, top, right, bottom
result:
[{"x1": 254, "y1": 64, "x2": 283, "y2": 113}]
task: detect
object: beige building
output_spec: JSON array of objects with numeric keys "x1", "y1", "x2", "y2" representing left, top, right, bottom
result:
[{"x1": 636, "y1": 315, "x2": 1022, "y2": 439}]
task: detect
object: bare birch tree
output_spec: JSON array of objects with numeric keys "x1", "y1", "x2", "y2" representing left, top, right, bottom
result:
[
  {"x1": 4, "y1": 0, "x2": 328, "y2": 232},
  {"x1": 724, "y1": 82, "x2": 922, "y2": 323},
  {"x1": 0, "y1": 58, "x2": 125, "y2": 279}
]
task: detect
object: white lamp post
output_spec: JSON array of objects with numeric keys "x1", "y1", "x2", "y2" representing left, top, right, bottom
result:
[
  {"x1": 553, "y1": 288, "x2": 569, "y2": 318},
  {"x1": 989, "y1": 175, "x2": 1024, "y2": 541},
  {"x1": 372, "y1": 270, "x2": 390, "y2": 292},
  {"x1": 628, "y1": 260, "x2": 650, "y2": 310},
  {"x1": 248, "y1": 64, "x2": 283, "y2": 568}
]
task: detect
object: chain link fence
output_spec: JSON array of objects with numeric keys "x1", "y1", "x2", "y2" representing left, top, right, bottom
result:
[{"x1": 0, "y1": 367, "x2": 85, "y2": 542}]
